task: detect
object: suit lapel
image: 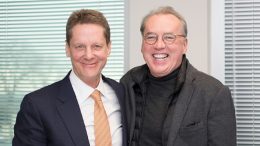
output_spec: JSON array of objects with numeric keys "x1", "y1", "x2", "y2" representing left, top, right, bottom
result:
[
  {"x1": 56, "y1": 75, "x2": 90, "y2": 146},
  {"x1": 166, "y1": 80, "x2": 195, "y2": 146}
]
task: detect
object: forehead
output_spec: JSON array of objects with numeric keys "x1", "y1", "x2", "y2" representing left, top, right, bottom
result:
[
  {"x1": 144, "y1": 14, "x2": 182, "y2": 34},
  {"x1": 71, "y1": 23, "x2": 104, "y2": 33},
  {"x1": 71, "y1": 24, "x2": 105, "y2": 37},
  {"x1": 70, "y1": 24, "x2": 106, "y2": 43}
]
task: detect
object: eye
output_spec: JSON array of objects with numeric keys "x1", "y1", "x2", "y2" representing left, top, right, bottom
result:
[
  {"x1": 164, "y1": 34, "x2": 175, "y2": 41},
  {"x1": 75, "y1": 44, "x2": 85, "y2": 50},
  {"x1": 144, "y1": 35, "x2": 157, "y2": 45},
  {"x1": 92, "y1": 44, "x2": 103, "y2": 50},
  {"x1": 145, "y1": 35, "x2": 157, "y2": 41}
]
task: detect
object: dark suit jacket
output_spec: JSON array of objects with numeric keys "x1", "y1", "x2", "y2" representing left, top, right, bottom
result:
[
  {"x1": 120, "y1": 59, "x2": 236, "y2": 146},
  {"x1": 13, "y1": 71, "x2": 127, "y2": 146}
]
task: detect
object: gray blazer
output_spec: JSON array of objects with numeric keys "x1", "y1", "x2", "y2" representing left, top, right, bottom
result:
[{"x1": 120, "y1": 59, "x2": 236, "y2": 146}]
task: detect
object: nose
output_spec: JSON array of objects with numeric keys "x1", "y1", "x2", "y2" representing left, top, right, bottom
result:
[
  {"x1": 84, "y1": 47, "x2": 94, "y2": 59},
  {"x1": 154, "y1": 36, "x2": 166, "y2": 49}
]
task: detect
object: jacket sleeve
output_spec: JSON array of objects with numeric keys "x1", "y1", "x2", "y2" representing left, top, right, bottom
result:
[
  {"x1": 12, "y1": 95, "x2": 47, "y2": 146},
  {"x1": 207, "y1": 86, "x2": 237, "y2": 146}
]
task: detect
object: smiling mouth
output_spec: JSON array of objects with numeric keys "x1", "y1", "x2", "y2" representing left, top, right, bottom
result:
[
  {"x1": 153, "y1": 53, "x2": 168, "y2": 60},
  {"x1": 81, "y1": 61, "x2": 97, "y2": 67}
]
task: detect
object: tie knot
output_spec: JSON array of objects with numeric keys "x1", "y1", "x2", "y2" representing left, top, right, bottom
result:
[{"x1": 91, "y1": 89, "x2": 101, "y2": 102}]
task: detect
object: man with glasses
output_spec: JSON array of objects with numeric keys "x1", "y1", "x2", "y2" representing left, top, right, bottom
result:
[{"x1": 120, "y1": 6, "x2": 236, "y2": 146}]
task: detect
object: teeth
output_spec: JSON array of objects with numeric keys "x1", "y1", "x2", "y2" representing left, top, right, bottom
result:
[{"x1": 153, "y1": 54, "x2": 168, "y2": 59}]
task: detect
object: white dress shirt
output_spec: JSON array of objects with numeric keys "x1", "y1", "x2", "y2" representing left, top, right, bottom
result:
[{"x1": 69, "y1": 70, "x2": 122, "y2": 146}]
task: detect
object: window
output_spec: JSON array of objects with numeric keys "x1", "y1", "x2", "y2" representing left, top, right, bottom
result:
[
  {"x1": 212, "y1": 0, "x2": 260, "y2": 145},
  {"x1": 225, "y1": 0, "x2": 260, "y2": 145},
  {"x1": 0, "y1": 0, "x2": 125, "y2": 145}
]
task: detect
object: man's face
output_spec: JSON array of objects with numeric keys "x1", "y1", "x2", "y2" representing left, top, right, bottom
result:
[
  {"x1": 66, "y1": 24, "x2": 111, "y2": 88},
  {"x1": 141, "y1": 14, "x2": 188, "y2": 77}
]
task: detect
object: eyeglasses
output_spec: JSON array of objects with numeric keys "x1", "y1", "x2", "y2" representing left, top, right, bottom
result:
[{"x1": 144, "y1": 33, "x2": 186, "y2": 45}]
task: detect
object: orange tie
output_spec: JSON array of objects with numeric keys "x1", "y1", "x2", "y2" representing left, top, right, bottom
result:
[{"x1": 91, "y1": 89, "x2": 112, "y2": 146}]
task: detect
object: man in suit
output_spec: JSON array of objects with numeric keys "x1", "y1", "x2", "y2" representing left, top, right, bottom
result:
[
  {"x1": 13, "y1": 9, "x2": 126, "y2": 146},
  {"x1": 120, "y1": 6, "x2": 236, "y2": 146}
]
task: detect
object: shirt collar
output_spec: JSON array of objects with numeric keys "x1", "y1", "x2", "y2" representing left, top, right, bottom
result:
[{"x1": 69, "y1": 70, "x2": 107, "y2": 104}]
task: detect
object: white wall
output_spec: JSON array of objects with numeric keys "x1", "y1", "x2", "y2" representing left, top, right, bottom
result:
[
  {"x1": 126, "y1": 0, "x2": 209, "y2": 74},
  {"x1": 210, "y1": 0, "x2": 225, "y2": 83}
]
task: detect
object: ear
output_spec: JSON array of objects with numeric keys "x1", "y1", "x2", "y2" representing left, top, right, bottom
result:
[
  {"x1": 107, "y1": 42, "x2": 112, "y2": 57},
  {"x1": 141, "y1": 40, "x2": 145, "y2": 54},
  {"x1": 65, "y1": 41, "x2": 70, "y2": 57},
  {"x1": 182, "y1": 38, "x2": 188, "y2": 54}
]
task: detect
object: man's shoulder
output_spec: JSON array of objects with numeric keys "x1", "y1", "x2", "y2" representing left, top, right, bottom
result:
[
  {"x1": 102, "y1": 75, "x2": 123, "y2": 89},
  {"x1": 187, "y1": 64, "x2": 226, "y2": 90},
  {"x1": 102, "y1": 75, "x2": 119, "y2": 84},
  {"x1": 120, "y1": 64, "x2": 147, "y2": 83},
  {"x1": 24, "y1": 76, "x2": 67, "y2": 101}
]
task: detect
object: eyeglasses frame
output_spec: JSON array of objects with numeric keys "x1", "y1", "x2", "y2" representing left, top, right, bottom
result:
[{"x1": 143, "y1": 32, "x2": 186, "y2": 45}]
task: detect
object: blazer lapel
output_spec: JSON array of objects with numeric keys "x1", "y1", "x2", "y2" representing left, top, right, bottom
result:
[
  {"x1": 128, "y1": 83, "x2": 137, "y2": 143},
  {"x1": 56, "y1": 75, "x2": 90, "y2": 146},
  {"x1": 166, "y1": 81, "x2": 195, "y2": 146}
]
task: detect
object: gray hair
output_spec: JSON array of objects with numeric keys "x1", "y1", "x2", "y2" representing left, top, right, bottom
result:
[{"x1": 140, "y1": 6, "x2": 188, "y2": 37}]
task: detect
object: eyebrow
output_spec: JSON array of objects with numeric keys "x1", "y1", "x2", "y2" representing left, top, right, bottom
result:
[{"x1": 144, "y1": 32, "x2": 156, "y2": 35}]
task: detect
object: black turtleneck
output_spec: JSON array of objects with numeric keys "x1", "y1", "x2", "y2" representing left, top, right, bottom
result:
[{"x1": 138, "y1": 68, "x2": 179, "y2": 146}]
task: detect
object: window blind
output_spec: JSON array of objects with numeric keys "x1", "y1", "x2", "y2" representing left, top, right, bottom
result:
[
  {"x1": 225, "y1": 0, "x2": 260, "y2": 145},
  {"x1": 0, "y1": 0, "x2": 125, "y2": 145}
]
